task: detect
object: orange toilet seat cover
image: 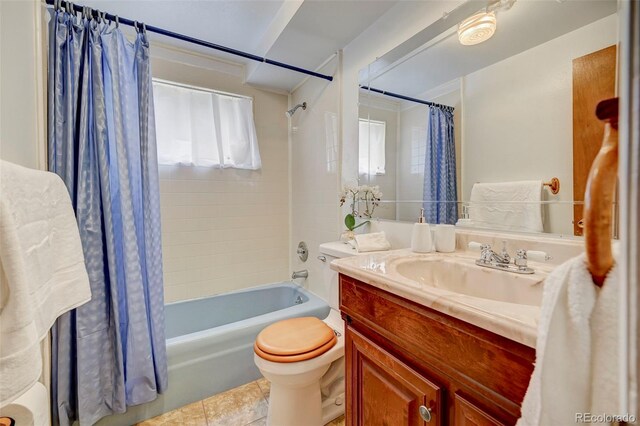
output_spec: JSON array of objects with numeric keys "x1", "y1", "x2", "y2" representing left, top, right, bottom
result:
[{"x1": 254, "y1": 317, "x2": 337, "y2": 363}]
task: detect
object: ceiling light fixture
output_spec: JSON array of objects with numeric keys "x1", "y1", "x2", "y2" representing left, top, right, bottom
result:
[{"x1": 458, "y1": 11, "x2": 497, "y2": 46}]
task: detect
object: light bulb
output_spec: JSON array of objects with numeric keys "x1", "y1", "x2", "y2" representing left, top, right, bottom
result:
[{"x1": 458, "y1": 12, "x2": 497, "y2": 46}]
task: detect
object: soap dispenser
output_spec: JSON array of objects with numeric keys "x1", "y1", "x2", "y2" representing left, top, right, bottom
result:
[{"x1": 411, "y1": 208, "x2": 432, "y2": 253}]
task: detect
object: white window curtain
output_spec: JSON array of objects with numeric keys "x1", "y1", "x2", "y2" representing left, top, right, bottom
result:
[
  {"x1": 359, "y1": 118, "x2": 386, "y2": 175},
  {"x1": 153, "y1": 81, "x2": 262, "y2": 170}
]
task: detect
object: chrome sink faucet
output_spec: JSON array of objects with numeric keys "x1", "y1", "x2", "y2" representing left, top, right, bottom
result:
[
  {"x1": 479, "y1": 241, "x2": 511, "y2": 265},
  {"x1": 476, "y1": 241, "x2": 537, "y2": 275}
]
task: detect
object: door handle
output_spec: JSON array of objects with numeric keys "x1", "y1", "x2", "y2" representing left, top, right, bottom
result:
[{"x1": 419, "y1": 405, "x2": 432, "y2": 422}]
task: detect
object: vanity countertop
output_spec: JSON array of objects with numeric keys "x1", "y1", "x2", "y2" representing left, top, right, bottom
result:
[{"x1": 331, "y1": 248, "x2": 554, "y2": 348}]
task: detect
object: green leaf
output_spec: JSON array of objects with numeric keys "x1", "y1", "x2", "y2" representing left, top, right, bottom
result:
[
  {"x1": 352, "y1": 220, "x2": 370, "y2": 230},
  {"x1": 344, "y1": 214, "x2": 356, "y2": 230}
]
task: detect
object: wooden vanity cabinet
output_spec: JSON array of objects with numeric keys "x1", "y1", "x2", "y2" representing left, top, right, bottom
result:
[
  {"x1": 347, "y1": 327, "x2": 442, "y2": 425},
  {"x1": 339, "y1": 274, "x2": 536, "y2": 426}
]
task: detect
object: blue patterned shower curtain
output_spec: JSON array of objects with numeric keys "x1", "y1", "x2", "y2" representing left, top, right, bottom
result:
[
  {"x1": 423, "y1": 106, "x2": 458, "y2": 224},
  {"x1": 48, "y1": 9, "x2": 167, "y2": 425}
]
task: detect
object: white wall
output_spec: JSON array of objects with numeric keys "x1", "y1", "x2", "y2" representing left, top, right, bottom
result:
[
  {"x1": 151, "y1": 53, "x2": 290, "y2": 302},
  {"x1": 462, "y1": 14, "x2": 617, "y2": 235},
  {"x1": 0, "y1": 0, "x2": 50, "y2": 405},
  {"x1": 0, "y1": 0, "x2": 46, "y2": 169},
  {"x1": 396, "y1": 103, "x2": 429, "y2": 221},
  {"x1": 290, "y1": 56, "x2": 341, "y2": 303}
]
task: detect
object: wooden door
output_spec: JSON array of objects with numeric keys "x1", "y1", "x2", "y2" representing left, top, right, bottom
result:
[
  {"x1": 453, "y1": 393, "x2": 507, "y2": 426},
  {"x1": 346, "y1": 326, "x2": 442, "y2": 426},
  {"x1": 572, "y1": 44, "x2": 617, "y2": 236}
]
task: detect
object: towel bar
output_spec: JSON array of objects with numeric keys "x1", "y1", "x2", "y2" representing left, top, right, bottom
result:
[
  {"x1": 584, "y1": 97, "x2": 618, "y2": 287},
  {"x1": 543, "y1": 178, "x2": 560, "y2": 194}
]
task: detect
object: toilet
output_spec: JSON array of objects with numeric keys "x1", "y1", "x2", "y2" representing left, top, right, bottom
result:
[{"x1": 253, "y1": 242, "x2": 357, "y2": 426}]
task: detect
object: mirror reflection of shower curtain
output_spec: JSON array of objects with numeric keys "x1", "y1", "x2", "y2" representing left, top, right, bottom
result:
[{"x1": 423, "y1": 106, "x2": 458, "y2": 224}]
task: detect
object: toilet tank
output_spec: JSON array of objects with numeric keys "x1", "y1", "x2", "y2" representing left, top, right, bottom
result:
[{"x1": 318, "y1": 242, "x2": 358, "y2": 310}]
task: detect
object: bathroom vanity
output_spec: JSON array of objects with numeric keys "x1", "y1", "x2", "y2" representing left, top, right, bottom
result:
[
  {"x1": 332, "y1": 247, "x2": 550, "y2": 426},
  {"x1": 339, "y1": 273, "x2": 534, "y2": 425}
]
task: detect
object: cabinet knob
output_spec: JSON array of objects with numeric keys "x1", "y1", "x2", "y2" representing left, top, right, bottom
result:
[{"x1": 419, "y1": 405, "x2": 432, "y2": 422}]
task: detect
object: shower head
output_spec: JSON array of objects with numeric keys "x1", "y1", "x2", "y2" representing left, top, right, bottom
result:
[{"x1": 285, "y1": 102, "x2": 307, "y2": 118}]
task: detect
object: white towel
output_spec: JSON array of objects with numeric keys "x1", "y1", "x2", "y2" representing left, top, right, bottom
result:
[
  {"x1": 469, "y1": 180, "x2": 544, "y2": 233},
  {"x1": 0, "y1": 161, "x2": 91, "y2": 407},
  {"x1": 517, "y1": 255, "x2": 619, "y2": 426},
  {"x1": 353, "y1": 232, "x2": 391, "y2": 253}
]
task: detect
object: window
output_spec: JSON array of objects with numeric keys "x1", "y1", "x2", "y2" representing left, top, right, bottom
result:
[
  {"x1": 153, "y1": 80, "x2": 262, "y2": 169},
  {"x1": 358, "y1": 118, "x2": 386, "y2": 175}
]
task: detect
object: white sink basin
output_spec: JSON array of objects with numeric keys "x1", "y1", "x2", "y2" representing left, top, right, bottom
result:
[
  {"x1": 331, "y1": 248, "x2": 548, "y2": 347},
  {"x1": 389, "y1": 256, "x2": 543, "y2": 306}
]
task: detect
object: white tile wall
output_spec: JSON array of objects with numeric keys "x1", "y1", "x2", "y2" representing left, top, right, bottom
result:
[
  {"x1": 290, "y1": 56, "x2": 342, "y2": 304},
  {"x1": 151, "y1": 56, "x2": 290, "y2": 302}
]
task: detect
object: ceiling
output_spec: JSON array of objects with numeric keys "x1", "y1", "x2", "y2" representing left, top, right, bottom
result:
[
  {"x1": 78, "y1": 0, "x2": 399, "y2": 92},
  {"x1": 364, "y1": 0, "x2": 618, "y2": 98}
]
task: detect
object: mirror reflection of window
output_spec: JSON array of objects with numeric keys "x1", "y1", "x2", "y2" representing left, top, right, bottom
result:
[{"x1": 359, "y1": 119, "x2": 386, "y2": 175}]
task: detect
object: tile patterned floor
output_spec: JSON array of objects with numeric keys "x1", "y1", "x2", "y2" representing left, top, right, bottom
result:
[{"x1": 136, "y1": 378, "x2": 345, "y2": 426}]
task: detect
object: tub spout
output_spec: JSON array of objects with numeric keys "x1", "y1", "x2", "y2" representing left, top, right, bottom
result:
[{"x1": 291, "y1": 270, "x2": 309, "y2": 279}]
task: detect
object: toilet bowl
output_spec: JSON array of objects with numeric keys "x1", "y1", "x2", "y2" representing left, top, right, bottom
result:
[
  {"x1": 254, "y1": 309, "x2": 345, "y2": 426},
  {"x1": 254, "y1": 241, "x2": 356, "y2": 426}
]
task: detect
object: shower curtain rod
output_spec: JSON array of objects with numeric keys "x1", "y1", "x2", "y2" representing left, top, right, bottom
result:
[
  {"x1": 44, "y1": 0, "x2": 334, "y2": 82},
  {"x1": 359, "y1": 86, "x2": 453, "y2": 111}
]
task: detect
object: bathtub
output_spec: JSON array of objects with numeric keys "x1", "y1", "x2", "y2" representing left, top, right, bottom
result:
[{"x1": 97, "y1": 282, "x2": 330, "y2": 425}]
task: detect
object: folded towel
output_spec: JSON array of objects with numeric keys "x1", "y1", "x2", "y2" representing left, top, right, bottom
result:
[
  {"x1": 469, "y1": 180, "x2": 544, "y2": 233},
  {"x1": 353, "y1": 232, "x2": 391, "y2": 253},
  {"x1": 517, "y1": 255, "x2": 618, "y2": 426},
  {"x1": 0, "y1": 161, "x2": 91, "y2": 407}
]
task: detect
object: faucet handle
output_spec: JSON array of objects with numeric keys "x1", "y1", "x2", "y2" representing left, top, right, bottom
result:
[
  {"x1": 514, "y1": 249, "x2": 528, "y2": 270},
  {"x1": 478, "y1": 244, "x2": 493, "y2": 263},
  {"x1": 526, "y1": 250, "x2": 552, "y2": 263},
  {"x1": 468, "y1": 241, "x2": 485, "y2": 251},
  {"x1": 514, "y1": 249, "x2": 551, "y2": 271}
]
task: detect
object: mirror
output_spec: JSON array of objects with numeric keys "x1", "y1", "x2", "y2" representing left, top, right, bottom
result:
[{"x1": 358, "y1": 0, "x2": 618, "y2": 236}]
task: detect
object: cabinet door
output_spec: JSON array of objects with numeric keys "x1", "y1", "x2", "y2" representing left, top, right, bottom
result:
[
  {"x1": 346, "y1": 326, "x2": 441, "y2": 426},
  {"x1": 453, "y1": 393, "x2": 507, "y2": 426}
]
